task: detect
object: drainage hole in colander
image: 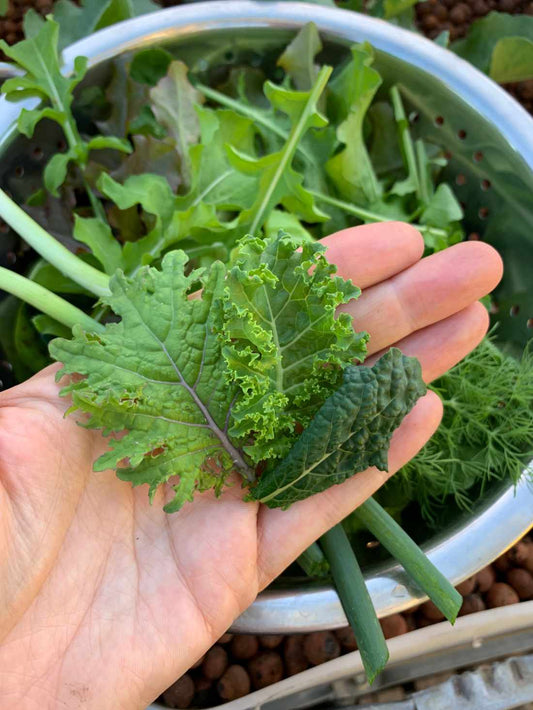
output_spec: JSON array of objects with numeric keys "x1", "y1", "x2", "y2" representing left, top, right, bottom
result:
[
  {"x1": 224, "y1": 50, "x2": 236, "y2": 63},
  {"x1": 5, "y1": 252, "x2": 16, "y2": 266},
  {"x1": 478, "y1": 207, "x2": 489, "y2": 219},
  {"x1": 458, "y1": 129, "x2": 467, "y2": 140},
  {"x1": 527, "y1": 318, "x2": 533, "y2": 328},
  {"x1": 14, "y1": 166, "x2": 24, "y2": 178},
  {"x1": 481, "y1": 179, "x2": 491, "y2": 191},
  {"x1": 57, "y1": 139, "x2": 67, "y2": 152},
  {"x1": 456, "y1": 174, "x2": 466, "y2": 186},
  {"x1": 468, "y1": 232, "x2": 480, "y2": 241},
  {"x1": 473, "y1": 151, "x2": 484, "y2": 162},
  {"x1": 434, "y1": 115, "x2": 444, "y2": 126},
  {"x1": 510, "y1": 305, "x2": 520, "y2": 317},
  {"x1": 32, "y1": 146, "x2": 44, "y2": 161},
  {"x1": 0, "y1": 221, "x2": 8, "y2": 234}
]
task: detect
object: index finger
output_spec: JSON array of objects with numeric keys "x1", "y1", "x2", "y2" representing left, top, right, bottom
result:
[{"x1": 321, "y1": 222, "x2": 424, "y2": 289}]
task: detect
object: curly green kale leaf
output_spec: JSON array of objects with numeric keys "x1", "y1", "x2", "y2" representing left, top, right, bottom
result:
[
  {"x1": 251, "y1": 348, "x2": 426, "y2": 508},
  {"x1": 223, "y1": 233, "x2": 368, "y2": 461},
  {"x1": 49, "y1": 251, "x2": 254, "y2": 513}
]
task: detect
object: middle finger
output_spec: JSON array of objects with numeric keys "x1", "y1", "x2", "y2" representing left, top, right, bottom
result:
[{"x1": 343, "y1": 241, "x2": 503, "y2": 355}]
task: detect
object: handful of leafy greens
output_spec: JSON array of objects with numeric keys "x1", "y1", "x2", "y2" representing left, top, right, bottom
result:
[{"x1": 49, "y1": 233, "x2": 425, "y2": 513}]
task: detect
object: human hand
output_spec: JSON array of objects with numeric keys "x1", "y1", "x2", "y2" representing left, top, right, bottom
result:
[{"x1": 0, "y1": 223, "x2": 502, "y2": 709}]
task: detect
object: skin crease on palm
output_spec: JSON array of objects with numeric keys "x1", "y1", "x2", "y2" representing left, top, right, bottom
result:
[{"x1": 0, "y1": 222, "x2": 502, "y2": 710}]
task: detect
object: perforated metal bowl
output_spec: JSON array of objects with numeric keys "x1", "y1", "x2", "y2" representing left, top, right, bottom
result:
[{"x1": 0, "y1": 2, "x2": 532, "y2": 632}]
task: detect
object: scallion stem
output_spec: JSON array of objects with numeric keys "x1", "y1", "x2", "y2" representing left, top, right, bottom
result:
[
  {"x1": 0, "y1": 189, "x2": 110, "y2": 297},
  {"x1": 0, "y1": 267, "x2": 104, "y2": 333},
  {"x1": 297, "y1": 542, "x2": 329, "y2": 578},
  {"x1": 320, "y1": 524, "x2": 389, "y2": 683},
  {"x1": 354, "y1": 497, "x2": 462, "y2": 623}
]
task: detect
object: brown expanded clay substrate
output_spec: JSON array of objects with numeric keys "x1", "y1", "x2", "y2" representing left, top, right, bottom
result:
[
  {"x1": 160, "y1": 534, "x2": 533, "y2": 709},
  {"x1": 414, "y1": 0, "x2": 533, "y2": 111},
  {"x1": 1, "y1": 0, "x2": 532, "y2": 110}
]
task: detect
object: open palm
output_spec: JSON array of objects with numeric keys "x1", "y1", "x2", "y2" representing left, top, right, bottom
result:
[{"x1": 0, "y1": 223, "x2": 502, "y2": 710}]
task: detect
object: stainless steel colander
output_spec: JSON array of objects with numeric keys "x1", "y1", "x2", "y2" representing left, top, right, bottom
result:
[{"x1": 0, "y1": 1, "x2": 532, "y2": 633}]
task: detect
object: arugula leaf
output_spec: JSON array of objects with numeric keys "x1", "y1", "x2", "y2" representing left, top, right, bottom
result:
[
  {"x1": 177, "y1": 106, "x2": 258, "y2": 212},
  {"x1": 490, "y1": 37, "x2": 533, "y2": 83},
  {"x1": 196, "y1": 46, "x2": 336, "y2": 196},
  {"x1": 278, "y1": 22, "x2": 323, "y2": 92},
  {"x1": 31, "y1": 0, "x2": 160, "y2": 50},
  {"x1": 110, "y1": 136, "x2": 181, "y2": 191},
  {"x1": 252, "y1": 348, "x2": 426, "y2": 508},
  {"x1": 326, "y1": 44, "x2": 382, "y2": 205},
  {"x1": 150, "y1": 61, "x2": 204, "y2": 188},
  {"x1": 98, "y1": 173, "x2": 175, "y2": 231},
  {"x1": 451, "y1": 12, "x2": 533, "y2": 80},
  {"x1": 223, "y1": 233, "x2": 367, "y2": 461},
  {"x1": 73, "y1": 216, "x2": 124, "y2": 275},
  {"x1": 0, "y1": 19, "x2": 87, "y2": 133},
  {"x1": 420, "y1": 184, "x2": 463, "y2": 228},
  {"x1": 264, "y1": 210, "x2": 314, "y2": 242},
  {"x1": 0, "y1": 18, "x2": 131, "y2": 197},
  {"x1": 97, "y1": 172, "x2": 178, "y2": 269},
  {"x1": 49, "y1": 251, "x2": 254, "y2": 513},
  {"x1": 130, "y1": 48, "x2": 173, "y2": 86},
  {"x1": 228, "y1": 67, "x2": 332, "y2": 234}
]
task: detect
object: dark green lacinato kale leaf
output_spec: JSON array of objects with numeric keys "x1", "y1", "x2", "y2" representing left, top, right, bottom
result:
[
  {"x1": 251, "y1": 348, "x2": 426, "y2": 508},
  {"x1": 222, "y1": 233, "x2": 368, "y2": 461},
  {"x1": 50, "y1": 251, "x2": 253, "y2": 513}
]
